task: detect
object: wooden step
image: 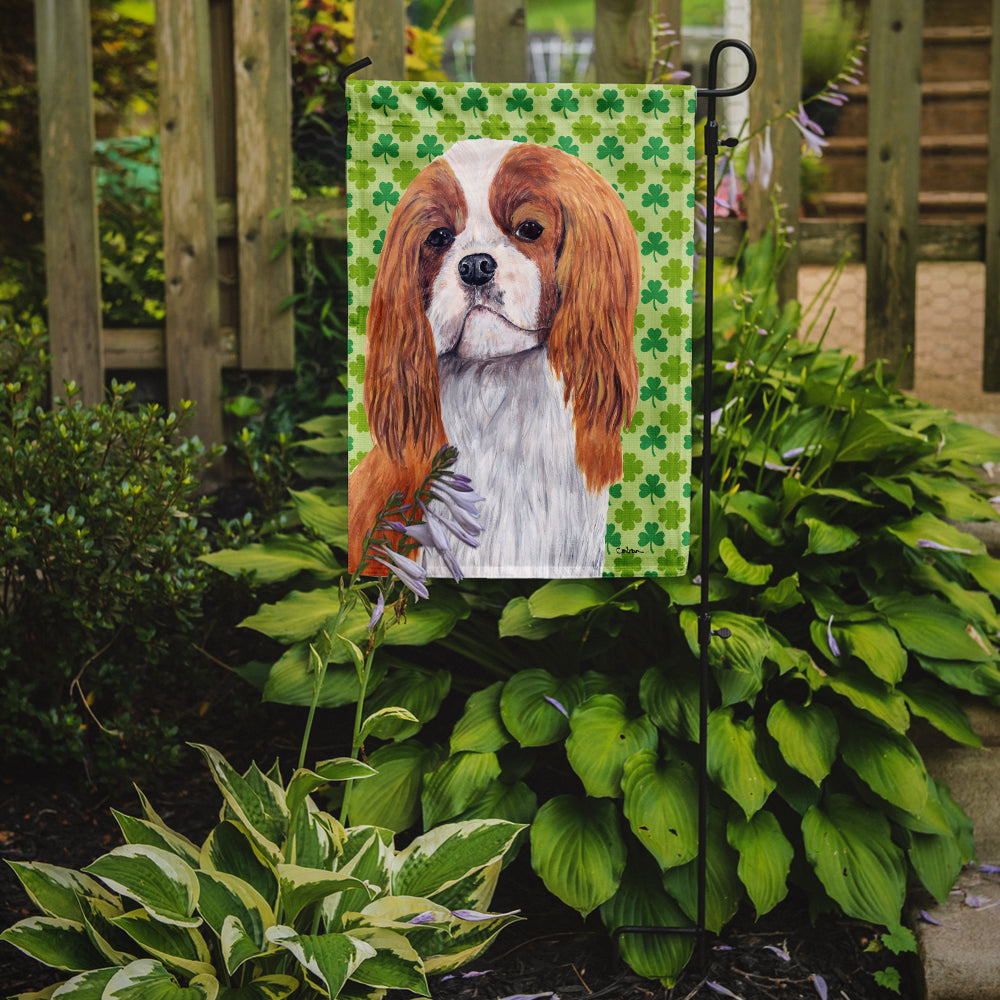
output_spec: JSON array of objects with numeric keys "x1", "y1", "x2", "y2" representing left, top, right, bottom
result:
[
  {"x1": 822, "y1": 134, "x2": 989, "y2": 193},
  {"x1": 813, "y1": 190, "x2": 987, "y2": 222},
  {"x1": 833, "y1": 80, "x2": 991, "y2": 138},
  {"x1": 922, "y1": 25, "x2": 993, "y2": 83}
]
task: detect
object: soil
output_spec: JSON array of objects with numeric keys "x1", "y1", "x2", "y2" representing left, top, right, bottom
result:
[{"x1": 0, "y1": 743, "x2": 913, "y2": 1000}]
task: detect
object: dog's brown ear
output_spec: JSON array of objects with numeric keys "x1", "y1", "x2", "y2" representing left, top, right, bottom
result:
[
  {"x1": 545, "y1": 151, "x2": 640, "y2": 491},
  {"x1": 364, "y1": 162, "x2": 454, "y2": 464}
]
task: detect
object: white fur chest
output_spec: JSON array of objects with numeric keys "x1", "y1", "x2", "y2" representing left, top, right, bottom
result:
[{"x1": 424, "y1": 347, "x2": 609, "y2": 578}]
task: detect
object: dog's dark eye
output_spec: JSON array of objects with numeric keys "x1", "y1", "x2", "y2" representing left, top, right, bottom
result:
[
  {"x1": 514, "y1": 219, "x2": 544, "y2": 242},
  {"x1": 425, "y1": 227, "x2": 455, "y2": 248}
]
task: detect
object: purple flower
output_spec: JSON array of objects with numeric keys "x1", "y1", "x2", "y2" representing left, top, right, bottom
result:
[
  {"x1": 826, "y1": 616, "x2": 841, "y2": 658},
  {"x1": 747, "y1": 125, "x2": 774, "y2": 191},
  {"x1": 451, "y1": 908, "x2": 520, "y2": 921},
  {"x1": 544, "y1": 695, "x2": 569, "y2": 718},
  {"x1": 370, "y1": 545, "x2": 429, "y2": 600},
  {"x1": 812, "y1": 974, "x2": 828, "y2": 1000},
  {"x1": 407, "y1": 911, "x2": 438, "y2": 925},
  {"x1": 790, "y1": 104, "x2": 828, "y2": 157},
  {"x1": 367, "y1": 590, "x2": 385, "y2": 631},
  {"x1": 917, "y1": 538, "x2": 973, "y2": 554}
]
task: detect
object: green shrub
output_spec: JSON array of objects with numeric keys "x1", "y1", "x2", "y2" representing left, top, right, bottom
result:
[
  {"x1": 1, "y1": 744, "x2": 524, "y2": 998},
  {"x1": 0, "y1": 317, "x2": 220, "y2": 783}
]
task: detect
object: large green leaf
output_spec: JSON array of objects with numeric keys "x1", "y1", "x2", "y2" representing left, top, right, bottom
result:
[
  {"x1": 421, "y1": 751, "x2": 502, "y2": 828},
  {"x1": 802, "y1": 517, "x2": 859, "y2": 556},
  {"x1": 195, "y1": 871, "x2": 273, "y2": 973},
  {"x1": 727, "y1": 811, "x2": 793, "y2": 918},
  {"x1": 260, "y1": 643, "x2": 387, "y2": 708},
  {"x1": 83, "y1": 846, "x2": 200, "y2": 928},
  {"x1": 530, "y1": 795, "x2": 626, "y2": 917},
  {"x1": 707, "y1": 708, "x2": 775, "y2": 818},
  {"x1": 680, "y1": 610, "x2": 770, "y2": 706},
  {"x1": 111, "y1": 909, "x2": 214, "y2": 978},
  {"x1": 285, "y1": 759, "x2": 376, "y2": 822},
  {"x1": 265, "y1": 926, "x2": 374, "y2": 997},
  {"x1": 362, "y1": 667, "x2": 451, "y2": 741},
  {"x1": 392, "y1": 820, "x2": 524, "y2": 900},
  {"x1": 802, "y1": 794, "x2": 906, "y2": 926},
  {"x1": 276, "y1": 865, "x2": 373, "y2": 925},
  {"x1": 765, "y1": 700, "x2": 838, "y2": 786},
  {"x1": 905, "y1": 473, "x2": 998, "y2": 522},
  {"x1": 806, "y1": 660, "x2": 909, "y2": 732},
  {"x1": 497, "y1": 597, "x2": 565, "y2": 639},
  {"x1": 599, "y1": 853, "x2": 694, "y2": 987},
  {"x1": 346, "y1": 740, "x2": 442, "y2": 832},
  {"x1": 885, "y1": 512, "x2": 985, "y2": 557},
  {"x1": 527, "y1": 579, "x2": 618, "y2": 618},
  {"x1": 288, "y1": 489, "x2": 349, "y2": 547},
  {"x1": 839, "y1": 718, "x2": 929, "y2": 817},
  {"x1": 639, "y1": 664, "x2": 699, "y2": 743},
  {"x1": 621, "y1": 751, "x2": 699, "y2": 871},
  {"x1": 103, "y1": 959, "x2": 218, "y2": 1000},
  {"x1": 718, "y1": 537, "x2": 772, "y2": 586},
  {"x1": 452, "y1": 779, "x2": 538, "y2": 827},
  {"x1": 901, "y1": 680, "x2": 982, "y2": 748},
  {"x1": 874, "y1": 593, "x2": 995, "y2": 662},
  {"x1": 832, "y1": 621, "x2": 907, "y2": 684},
  {"x1": 916, "y1": 655, "x2": 1000, "y2": 697},
  {"x1": 566, "y1": 695, "x2": 658, "y2": 799},
  {"x1": 200, "y1": 536, "x2": 341, "y2": 584},
  {"x1": 0, "y1": 916, "x2": 107, "y2": 972},
  {"x1": 216, "y1": 976, "x2": 299, "y2": 1000},
  {"x1": 499, "y1": 670, "x2": 585, "y2": 747},
  {"x1": 4, "y1": 862, "x2": 117, "y2": 923},
  {"x1": 450, "y1": 682, "x2": 511, "y2": 754},
  {"x1": 834, "y1": 410, "x2": 927, "y2": 463}
]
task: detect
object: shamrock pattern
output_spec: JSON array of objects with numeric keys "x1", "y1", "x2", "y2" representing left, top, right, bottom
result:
[{"x1": 346, "y1": 80, "x2": 696, "y2": 577}]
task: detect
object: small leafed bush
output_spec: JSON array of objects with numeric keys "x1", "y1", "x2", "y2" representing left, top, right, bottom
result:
[
  {"x1": 0, "y1": 317, "x2": 218, "y2": 782},
  {"x1": 1, "y1": 744, "x2": 524, "y2": 998}
]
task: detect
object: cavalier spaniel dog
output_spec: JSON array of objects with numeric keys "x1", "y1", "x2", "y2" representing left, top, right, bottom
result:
[{"x1": 349, "y1": 138, "x2": 640, "y2": 577}]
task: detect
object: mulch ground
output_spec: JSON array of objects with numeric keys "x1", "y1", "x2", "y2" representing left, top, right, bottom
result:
[{"x1": 1, "y1": 743, "x2": 913, "y2": 1000}]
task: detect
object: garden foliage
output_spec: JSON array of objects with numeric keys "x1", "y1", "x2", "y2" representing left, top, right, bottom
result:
[
  {"x1": 1, "y1": 744, "x2": 523, "y2": 999},
  {"x1": 0, "y1": 317, "x2": 218, "y2": 781},
  {"x1": 202, "y1": 235, "x2": 1000, "y2": 984}
]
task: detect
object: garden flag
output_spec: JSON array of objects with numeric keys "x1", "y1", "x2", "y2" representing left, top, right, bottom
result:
[{"x1": 346, "y1": 80, "x2": 697, "y2": 578}]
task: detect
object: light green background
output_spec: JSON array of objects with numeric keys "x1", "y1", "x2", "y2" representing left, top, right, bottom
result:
[{"x1": 346, "y1": 80, "x2": 696, "y2": 577}]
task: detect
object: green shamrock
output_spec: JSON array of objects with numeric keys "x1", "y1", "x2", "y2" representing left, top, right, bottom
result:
[
  {"x1": 552, "y1": 89, "x2": 579, "y2": 117},
  {"x1": 663, "y1": 114, "x2": 692, "y2": 144},
  {"x1": 658, "y1": 500, "x2": 685, "y2": 529},
  {"x1": 640, "y1": 327, "x2": 669, "y2": 356},
  {"x1": 660, "y1": 355, "x2": 690, "y2": 385},
  {"x1": 642, "y1": 91, "x2": 669, "y2": 118},
  {"x1": 641, "y1": 136, "x2": 668, "y2": 165},
  {"x1": 641, "y1": 280, "x2": 668, "y2": 307},
  {"x1": 506, "y1": 88, "x2": 534, "y2": 118},
  {"x1": 658, "y1": 549, "x2": 686, "y2": 575},
  {"x1": 353, "y1": 112, "x2": 376, "y2": 141},
  {"x1": 609, "y1": 483, "x2": 623, "y2": 500},
  {"x1": 461, "y1": 88, "x2": 488, "y2": 117},
  {"x1": 596, "y1": 136, "x2": 625, "y2": 163},
  {"x1": 482, "y1": 114, "x2": 511, "y2": 139},
  {"x1": 349, "y1": 207, "x2": 379, "y2": 239},
  {"x1": 597, "y1": 88, "x2": 624, "y2": 117},
  {"x1": 571, "y1": 115, "x2": 601, "y2": 143},
  {"x1": 663, "y1": 162, "x2": 692, "y2": 191},
  {"x1": 348, "y1": 257, "x2": 377, "y2": 286},
  {"x1": 661, "y1": 259, "x2": 692, "y2": 289},
  {"x1": 372, "y1": 182, "x2": 400, "y2": 211},
  {"x1": 348, "y1": 351, "x2": 366, "y2": 383},
  {"x1": 616, "y1": 162, "x2": 645, "y2": 192},
  {"x1": 525, "y1": 115, "x2": 556, "y2": 142},
  {"x1": 371, "y1": 134, "x2": 399, "y2": 163},
  {"x1": 349, "y1": 404, "x2": 369, "y2": 432},
  {"x1": 638, "y1": 521, "x2": 665, "y2": 551},
  {"x1": 642, "y1": 184, "x2": 669, "y2": 214},
  {"x1": 371, "y1": 86, "x2": 398, "y2": 116},
  {"x1": 391, "y1": 113, "x2": 421, "y2": 142},
  {"x1": 415, "y1": 87, "x2": 444, "y2": 113},
  {"x1": 640, "y1": 376, "x2": 667, "y2": 406},
  {"x1": 605, "y1": 522, "x2": 622, "y2": 550},
  {"x1": 614, "y1": 552, "x2": 643, "y2": 575},
  {"x1": 436, "y1": 115, "x2": 466, "y2": 143},
  {"x1": 627, "y1": 208, "x2": 647, "y2": 233},
  {"x1": 639, "y1": 426, "x2": 667, "y2": 454},
  {"x1": 617, "y1": 114, "x2": 646, "y2": 143},
  {"x1": 659, "y1": 402, "x2": 687, "y2": 433},
  {"x1": 348, "y1": 161, "x2": 376, "y2": 190},
  {"x1": 554, "y1": 135, "x2": 580, "y2": 157},
  {"x1": 639, "y1": 474, "x2": 666, "y2": 500},
  {"x1": 622, "y1": 452, "x2": 644, "y2": 482},
  {"x1": 416, "y1": 134, "x2": 444, "y2": 161},
  {"x1": 614, "y1": 500, "x2": 642, "y2": 531},
  {"x1": 663, "y1": 304, "x2": 691, "y2": 333},
  {"x1": 660, "y1": 452, "x2": 688, "y2": 481},
  {"x1": 392, "y1": 160, "x2": 420, "y2": 188},
  {"x1": 641, "y1": 233, "x2": 669, "y2": 261},
  {"x1": 662, "y1": 210, "x2": 692, "y2": 240}
]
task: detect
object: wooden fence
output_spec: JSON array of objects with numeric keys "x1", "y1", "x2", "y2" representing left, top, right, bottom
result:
[{"x1": 33, "y1": 0, "x2": 1000, "y2": 445}]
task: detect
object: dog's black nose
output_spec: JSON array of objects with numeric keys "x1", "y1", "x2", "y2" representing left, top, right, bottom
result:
[{"x1": 458, "y1": 253, "x2": 497, "y2": 287}]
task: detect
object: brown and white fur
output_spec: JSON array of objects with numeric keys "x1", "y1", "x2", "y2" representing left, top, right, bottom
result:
[{"x1": 349, "y1": 138, "x2": 640, "y2": 577}]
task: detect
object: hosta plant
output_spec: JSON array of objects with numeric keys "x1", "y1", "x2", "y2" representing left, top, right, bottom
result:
[{"x1": 1, "y1": 744, "x2": 523, "y2": 999}]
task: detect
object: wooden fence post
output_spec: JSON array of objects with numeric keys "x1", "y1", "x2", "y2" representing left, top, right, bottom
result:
[
  {"x1": 983, "y1": 0, "x2": 1000, "y2": 390},
  {"x1": 474, "y1": 0, "x2": 526, "y2": 82},
  {"x1": 746, "y1": 0, "x2": 801, "y2": 305},
  {"x1": 34, "y1": 0, "x2": 104, "y2": 405},
  {"x1": 233, "y1": 0, "x2": 294, "y2": 370},
  {"x1": 354, "y1": 0, "x2": 406, "y2": 80},
  {"x1": 594, "y1": 0, "x2": 652, "y2": 84},
  {"x1": 157, "y1": 0, "x2": 223, "y2": 445},
  {"x1": 864, "y1": 0, "x2": 923, "y2": 389}
]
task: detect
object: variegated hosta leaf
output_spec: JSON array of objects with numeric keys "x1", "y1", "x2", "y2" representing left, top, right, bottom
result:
[
  {"x1": 706, "y1": 707, "x2": 776, "y2": 819},
  {"x1": 0, "y1": 916, "x2": 107, "y2": 971},
  {"x1": 190, "y1": 745, "x2": 287, "y2": 863},
  {"x1": 265, "y1": 926, "x2": 376, "y2": 998},
  {"x1": 600, "y1": 854, "x2": 694, "y2": 987},
  {"x1": 4, "y1": 861, "x2": 117, "y2": 922},
  {"x1": 529, "y1": 795, "x2": 626, "y2": 917},
  {"x1": 112, "y1": 810, "x2": 202, "y2": 868},
  {"x1": 46, "y1": 966, "x2": 118, "y2": 997},
  {"x1": 200, "y1": 822, "x2": 278, "y2": 910},
  {"x1": 425, "y1": 859, "x2": 501, "y2": 915},
  {"x1": 214, "y1": 974, "x2": 300, "y2": 999},
  {"x1": 802, "y1": 793, "x2": 906, "y2": 926},
  {"x1": 345, "y1": 926, "x2": 429, "y2": 995},
  {"x1": 288, "y1": 802, "x2": 344, "y2": 870},
  {"x1": 565, "y1": 695, "x2": 658, "y2": 799},
  {"x1": 83, "y1": 846, "x2": 200, "y2": 928},
  {"x1": 726, "y1": 810, "x2": 793, "y2": 918},
  {"x1": 110, "y1": 908, "x2": 214, "y2": 978},
  {"x1": 765, "y1": 700, "x2": 838, "y2": 786},
  {"x1": 195, "y1": 870, "x2": 274, "y2": 973},
  {"x1": 276, "y1": 864, "x2": 375, "y2": 925},
  {"x1": 285, "y1": 760, "x2": 376, "y2": 823},
  {"x1": 621, "y1": 751, "x2": 699, "y2": 871},
  {"x1": 77, "y1": 894, "x2": 136, "y2": 966},
  {"x1": 102, "y1": 958, "x2": 218, "y2": 999},
  {"x1": 322, "y1": 829, "x2": 393, "y2": 931},
  {"x1": 421, "y1": 907, "x2": 522, "y2": 975},
  {"x1": 391, "y1": 820, "x2": 524, "y2": 900}
]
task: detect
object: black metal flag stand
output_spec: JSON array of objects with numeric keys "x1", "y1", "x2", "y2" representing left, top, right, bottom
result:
[{"x1": 339, "y1": 37, "x2": 758, "y2": 975}]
